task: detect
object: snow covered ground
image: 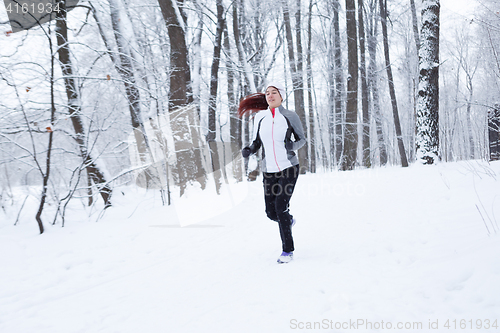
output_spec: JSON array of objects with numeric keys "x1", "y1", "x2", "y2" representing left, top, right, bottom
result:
[{"x1": 1, "y1": 160, "x2": 500, "y2": 333}]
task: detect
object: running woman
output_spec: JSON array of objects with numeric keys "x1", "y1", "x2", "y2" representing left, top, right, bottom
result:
[{"x1": 238, "y1": 82, "x2": 306, "y2": 263}]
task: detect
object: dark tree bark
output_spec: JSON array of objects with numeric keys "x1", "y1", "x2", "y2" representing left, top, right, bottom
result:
[
  {"x1": 92, "y1": 0, "x2": 166, "y2": 191},
  {"x1": 342, "y1": 0, "x2": 359, "y2": 170},
  {"x1": 466, "y1": 72, "x2": 475, "y2": 159},
  {"x1": 232, "y1": 0, "x2": 252, "y2": 176},
  {"x1": 252, "y1": 0, "x2": 264, "y2": 89},
  {"x1": 488, "y1": 105, "x2": 500, "y2": 161},
  {"x1": 306, "y1": 0, "x2": 316, "y2": 173},
  {"x1": 326, "y1": 3, "x2": 336, "y2": 169},
  {"x1": 366, "y1": 0, "x2": 387, "y2": 165},
  {"x1": 233, "y1": 0, "x2": 251, "y2": 176},
  {"x1": 379, "y1": 0, "x2": 409, "y2": 167},
  {"x1": 192, "y1": 2, "x2": 204, "y2": 119},
  {"x1": 56, "y1": 0, "x2": 111, "y2": 207},
  {"x1": 224, "y1": 23, "x2": 243, "y2": 182},
  {"x1": 283, "y1": 0, "x2": 307, "y2": 173},
  {"x1": 410, "y1": 0, "x2": 420, "y2": 161},
  {"x1": 107, "y1": 0, "x2": 162, "y2": 189},
  {"x1": 207, "y1": 0, "x2": 225, "y2": 194},
  {"x1": 244, "y1": 116, "x2": 251, "y2": 177},
  {"x1": 158, "y1": 0, "x2": 191, "y2": 107},
  {"x1": 34, "y1": 13, "x2": 60, "y2": 234},
  {"x1": 158, "y1": 0, "x2": 206, "y2": 195},
  {"x1": 358, "y1": 0, "x2": 371, "y2": 167},
  {"x1": 410, "y1": 0, "x2": 421, "y2": 54},
  {"x1": 233, "y1": 0, "x2": 256, "y2": 93},
  {"x1": 333, "y1": 0, "x2": 344, "y2": 167},
  {"x1": 108, "y1": 1, "x2": 142, "y2": 136},
  {"x1": 295, "y1": 0, "x2": 309, "y2": 172},
  {"x1": 416, "y1": 0, "x2": 440, "y2": 164}
]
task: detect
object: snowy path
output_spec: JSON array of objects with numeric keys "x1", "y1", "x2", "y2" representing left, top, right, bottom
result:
[{"x1": 1, "y1": 161, "x2": 499, "y2": 332}]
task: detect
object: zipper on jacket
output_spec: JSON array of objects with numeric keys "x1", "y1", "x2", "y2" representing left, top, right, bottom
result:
[{"x1": 271, "y1": 116, "x2": 281, "y2": 172}]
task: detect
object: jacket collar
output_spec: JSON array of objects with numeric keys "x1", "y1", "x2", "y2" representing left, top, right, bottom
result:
[{"x1": 269, "y1": 105, "x2": 285, "y2": 114}]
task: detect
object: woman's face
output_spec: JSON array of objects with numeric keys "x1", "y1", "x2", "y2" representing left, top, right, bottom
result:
[{"x1": 266, "y1": 87, "x2": 282, "y2": 109}]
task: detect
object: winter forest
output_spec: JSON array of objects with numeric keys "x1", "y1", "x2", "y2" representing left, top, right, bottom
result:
[
  {"x1": 2, "y1": 0, "x2": 499, "y2": 233},
  {"x1": 2, "y1": 0, "x2": 500, "y2": 331}
]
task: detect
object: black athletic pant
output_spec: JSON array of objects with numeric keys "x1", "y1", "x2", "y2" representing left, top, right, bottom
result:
[{"x1": 263, "y1": 164, "x2": 300, "y2": 253}]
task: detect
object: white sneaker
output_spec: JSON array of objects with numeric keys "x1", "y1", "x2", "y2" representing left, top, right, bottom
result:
[{"x1": 277, "y1": 251, "x2": 294, "y2": 264}]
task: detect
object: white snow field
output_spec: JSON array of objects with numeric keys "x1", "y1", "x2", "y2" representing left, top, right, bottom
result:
[{"x1": 1, "y1": 160, "x2": 500, "y2": 333}]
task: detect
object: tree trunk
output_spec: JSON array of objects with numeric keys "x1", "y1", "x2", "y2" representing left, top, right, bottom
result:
[
  {"x1": 466, "y1": 75, "x2": 475, "y2": 159},
  {"x1": 488, "y1": 105, "x2": 500, "y2": 161},
  {"x1": 358, "y1": 0, "x2": 371, "y2": 167},
  {"x1": 283, "y1": 0, "x2": 307, "y2": 173},
  {"x1": 456, "y1": 29, "x2": 478, "y2": 160},
  {"x1": 232, "y1": 0, "x2": 257, "y2": 93},
  {"x1": 416, "y1": 0, "x2": 440, "y2": 164},
  {"x1": 342, "y1": 0, "x2": 359, "y2": 170},
  {"x1": 56, "y1": 0, "x2": 111, "y2": 207},
  {"x1": 107, "y1": 0, "x2": 161, "y2": 189},
  {"x1": 158, "y1": 0, "x2": 206, "y2": 195},
  {"x1": 158, "y1": 0, "x2": 191, "y2": 107},
  {"x1": 333, "y1": 0, "x2": 344, "y2": 167},
  {"x1": 244, "y1": 117, "x2": 251, "y2": 176},
  {"x1": 410, "y1": 0, "x2": 420, "y2": 161},
  {"x1": 233, "y1": 0, "x2": 254, "y2": 177},
  {"x1": 306, "y1": 0, "x2": 316, "y2": 173},
  {"x1": 410, "y1": 0, "x2": 421, "y2": 54},
  {"x1": 207, "y1": 0, "x2": 225, "y2": 194},
  {"x1": 327, "y1": 3, "x2": 336, "y2": 169},
  {"x1": 224, "y1": 23, "x2": 243, "y2": 182},
  {"x1": 366, "y1": 0, "x2": 387, "y2": 165},
  {"x1": 192, "y1": 4, "x2": 204, "y2": 119},
  {"x1": 379, "y1": 0, "x2": 409, "y2": 167},
  {"x1": 35, "y1": 18, "x2": 60, "y2": 234},
  {"x1": 295, "y1": 0, "x2": 308, "y2": 172}
]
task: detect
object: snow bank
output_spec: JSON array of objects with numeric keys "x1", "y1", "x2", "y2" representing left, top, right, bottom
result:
[{"x1": 1, "y1": 160, "x2": 499, "y2": 332}]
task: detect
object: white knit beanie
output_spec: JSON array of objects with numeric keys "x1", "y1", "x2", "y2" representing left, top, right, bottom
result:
[{"x1": 265, "y1": 82, "x2": 286, "y2": 101}]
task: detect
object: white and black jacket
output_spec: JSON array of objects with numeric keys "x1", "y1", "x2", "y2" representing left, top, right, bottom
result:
[{"x1": 248, "y1": 105, "x2": 306, "y2": 173}]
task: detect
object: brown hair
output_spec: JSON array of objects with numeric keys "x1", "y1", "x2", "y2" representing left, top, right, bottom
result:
[{"x1": 237, "y1": 93, "x2": 268, "y2": 118}]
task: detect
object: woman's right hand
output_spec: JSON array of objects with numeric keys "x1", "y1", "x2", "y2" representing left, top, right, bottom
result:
[{"x1": 242, "y1": 147, "x2": 252, "y2": 158}]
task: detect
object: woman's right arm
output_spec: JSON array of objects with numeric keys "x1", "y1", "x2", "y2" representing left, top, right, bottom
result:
[{"x1": 242, "y1": 112, "x2": 264, "y2": 157}]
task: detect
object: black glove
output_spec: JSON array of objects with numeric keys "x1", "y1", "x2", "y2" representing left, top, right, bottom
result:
[
  {"x1": 242, "y1": 147, "x2": 251, "y2": 158},
  {"x1": 285, "y1": 141, "x2": 294, "y2": 151}
]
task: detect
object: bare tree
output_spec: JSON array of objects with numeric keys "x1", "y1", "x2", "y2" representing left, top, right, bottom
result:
[
  {"x1": 342, "y1": 0, "x2": 358, "y2": 170},
  {"x1": 410, "y1": 0, "x2": 420, "y2": 54},
  {"x1": 55, "y1": 0, "x2": 112, "y2": 205},
  {"x1": 332, "y1": 0, "x2": 344, "y2": 167},
  {"x1": 456, "y1": 29, "x2": 479, "y2": 159},
  {"x1": 224, "y1": 23, "x2": 243, "y2": 182},
  {"x1": 295, "y1": 0, "x2": 309, "y2": 172},
  {"x1": 366, "y1": 0, "x2": 387, "y2": 165},
  {"x1": 379, "y1": 0, "x2": 409, "y2": 167},
  {"x1": 98, "y1": 0, "x2": 164, "y2": 189},
  {"x1": 283, "y1": 0, "x2": 308, "y2": 173},
  {"x1": 416, "y1": 0, "x2": 440, "y2": 164},
  {"x1": 207, "y1": 0, "x2": 225, "y2": 194},
  {"x1": 232, "y1": 0, "x2": 257, "y2": 94},
  {"x1": 358, "y1": 0, "x2": 371, "y2": 167},
  {"x1": 157, "y1": 0, "x2": 207, "y2": 195},
  {"x1": 488, "y1": 104, "x2": 500, "y2": 160},
  {"x1": 306, "y1": 0, "x2": 316, "y2": 172}
]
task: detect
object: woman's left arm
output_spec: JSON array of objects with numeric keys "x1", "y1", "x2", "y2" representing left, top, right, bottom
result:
[{"x1": 287, "y1": 112, "x2": 306, "y2": 151}]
